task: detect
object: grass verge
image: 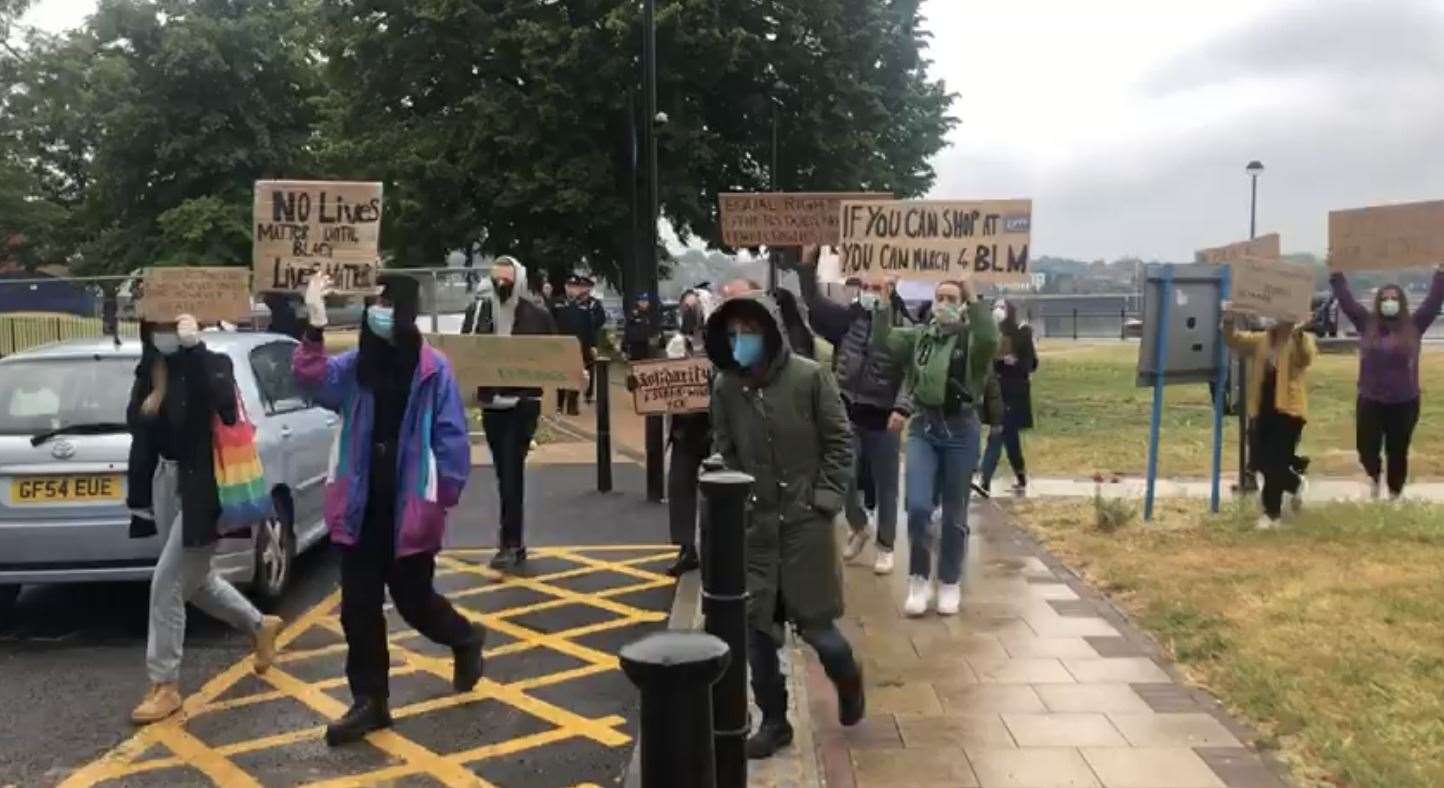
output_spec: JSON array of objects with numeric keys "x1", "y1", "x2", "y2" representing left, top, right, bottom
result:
[{"x1": 1009, "y1": 496, "x2": 1444, "y2": 788}]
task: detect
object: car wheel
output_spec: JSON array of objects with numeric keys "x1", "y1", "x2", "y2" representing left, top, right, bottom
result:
[
  {"x1": 252, "y1": 504, "x2": 296, "y2": 611},
  {"x1": 0, "y1": 585, "x2": 18, "y2": 619}
]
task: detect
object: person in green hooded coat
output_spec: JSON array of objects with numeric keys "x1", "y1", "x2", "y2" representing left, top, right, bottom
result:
[{"x1": 704, "y1": 285, "x2": 865, "y2": 760}]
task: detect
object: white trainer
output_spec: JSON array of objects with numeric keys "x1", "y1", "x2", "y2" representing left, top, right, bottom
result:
[
  {"x1": 1256, "y1": 514, "x2": 1277, "y2": 531},
  {"x1": 936, "y1": 583, "x2": 962, "y2": 616},
  {"x1": 873, "y1": 549, "x2": 894, "y2": 576},
  {"x1": 903, "y1": 576, "x2": 931, "y2": 617},
  {"x1": 843, "y1": 528, "x2": 872, "y2": 562}
]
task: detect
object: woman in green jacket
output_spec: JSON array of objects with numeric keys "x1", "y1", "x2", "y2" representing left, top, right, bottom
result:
[{"x1": 873, "y1": 280, "x2": 999, "y2": 617}]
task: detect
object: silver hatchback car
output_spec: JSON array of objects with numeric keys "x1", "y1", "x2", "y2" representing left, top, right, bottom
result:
[{"x1": 0, "y1": 333, "x2": 337, "y2": 615}]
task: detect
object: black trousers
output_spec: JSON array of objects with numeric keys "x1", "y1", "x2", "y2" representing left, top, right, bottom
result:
[
  {"x1": 1357, "y1": 397, "x2": 1420, "y2": 495},
  {"x1": 667, "y1": 437, "x2": 707, "y2": 549},
  {"x1": 1250, "y1": 410, "x2": 1305, "y2": 518},
  {"x1": 856, "y1": 449, "x2": 876, "y2": 511},
  {"x1": 748, "y1": 624, "x2": 858, "y2": 723},
  {"x1": 340, "y1": 542, "x2": 475, "y2": 700},
  {"x1": 483, "y1": 401, "x2": 541, "y2": 548}
]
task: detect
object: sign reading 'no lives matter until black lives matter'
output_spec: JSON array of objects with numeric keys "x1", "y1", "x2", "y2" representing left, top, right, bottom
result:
[
  {"x1": 837, "y1": 199, "x2": 1033, "y2": 283},
  {"x1": 253, "y1": 180, "x2": 384, "y2": 295}
]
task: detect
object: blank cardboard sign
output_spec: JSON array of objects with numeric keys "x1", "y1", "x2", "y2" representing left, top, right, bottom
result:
[
  {"x1": 140, "y1": 267, "x2": 251, "y2": 323},
  {"x1": 1329, "y1": 200, "x2": 1444, "y2": 271}
]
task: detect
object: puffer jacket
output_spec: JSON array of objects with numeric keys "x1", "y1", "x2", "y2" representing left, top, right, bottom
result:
[
  {"x1": 704, "y1": 293, "x2": 854, "y2": 640},
  {"x1": 874, "y1": 299, "x2": 999, "y2": 418}
]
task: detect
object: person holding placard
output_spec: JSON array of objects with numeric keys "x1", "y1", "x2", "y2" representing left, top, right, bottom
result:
[
  {"x1": 704, "y1": 291, "x2": 864, "y2": 759},
  {"x1": 656, "y1": 289, "x2": 711, "y2": 576},
  {"x1": 797, "y1": 251, "x2": 905, "y2": 575},
  {"x1": 126, "y1": 316, "x2": 283, "y2": 724},
  {"x1": 294, "y1": 274, "x2": 484, "y2": 746},
  {"x1": 872, "y1": 280, "x2": 998, "y2": 617},
  {"x1": 1222, "y1": 304, "x2": 1317, "y2": 529},
  {"x1": 1329, "y1": 267, "x2": 1444, "y2": 500},
  {"x1": 461, "y1": 256, "x2": 561, "y2": 570}
]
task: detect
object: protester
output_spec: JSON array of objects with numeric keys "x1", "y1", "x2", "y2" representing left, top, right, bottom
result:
[
  {"x1": 873, "y1": 280, "x2": 998, "y2": 616},
  {"x1": 658, "y1": 289, "x2": 710, "y2": 576},
  {"x1": 797, "y1": 254, "x2": 904, "y2": 575},
  {"x1": 555, "y1": 273, "x2": 608, "y2": 415},
  {"x1": 461, "y1": 256, "x2": 562, "y2": 569},
  {"x1": 1222, "y1": 303, "x2": 1317, "y2": 529},
  {"x1": 623, "y1": 293, "x2": 658, "y2": 361},
  {"x1": 771, "y1": 286, "x2": 817, "y2": 359},
  {"x1": 704, "y1": 290, "x2": 865, "y2": 758},
  {"x1": 1330, "y1": 267, "x2": 1444, "y2": 499},
  {"x1": 125, "y1": 315, "x2": 282, "y2": 724},
  {"x1": 293, "y1": 274, "x2": 484, "y2": 745},
  {"x1": 978, "y1": 298, "x2": 1038, "y2": 494}
]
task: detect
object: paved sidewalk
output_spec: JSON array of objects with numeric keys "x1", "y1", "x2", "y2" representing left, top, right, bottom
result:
[
  {"x1": 1013, "y1": 475, "x2": 1444, "y2": 504},
  {"x1": 782, "y1": 503, "x2": 1288, "y2": 788}
]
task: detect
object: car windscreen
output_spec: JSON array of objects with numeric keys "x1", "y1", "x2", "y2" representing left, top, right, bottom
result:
[{"x1": 0, "y1": 357, "x2": 137, "y2": 435}]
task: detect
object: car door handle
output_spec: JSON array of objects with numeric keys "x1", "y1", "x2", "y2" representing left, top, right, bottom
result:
[
  {"x1": 280, "y1": 424, "x2": 293, "y2": 438},
  {"x1": 325, "y1": 416, "x2": 338, "y2": 427}
]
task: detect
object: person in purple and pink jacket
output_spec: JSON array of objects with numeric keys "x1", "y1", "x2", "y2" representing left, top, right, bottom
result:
[
  {"x1": 293, "y1": 272, "x2": 484, "y2": 747},
  {"x1": 1331, "y1": 266, "x2": 1444, "y2": 500}
]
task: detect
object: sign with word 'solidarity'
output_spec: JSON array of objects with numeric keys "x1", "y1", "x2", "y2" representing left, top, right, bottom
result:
[
  {"x1": 719, "y1": 192, "x2": 891, "y2": 248},
  {"x1": 836, "y1": 199, "x2": 1033, "y2": 283},
  {"x1": 140, "y1": 267, "x2": 251, "y2": 323},
  {"x1": 1328, "y1": 199, "x2": 1444, "y2": 271},
  {"x1": 426, "y1": 334, "x2": 585, "y2": 393},
  {"x1": 630, "y1": 357, "x2": 712, "y2": 415},
  {"x1": 253, "y1": 180, "x2": 383, "y2": 295}
]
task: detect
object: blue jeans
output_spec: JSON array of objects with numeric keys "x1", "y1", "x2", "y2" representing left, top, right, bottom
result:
[
  {"x1": 845, "y1": 426, "x2": 901, "y2": 549},
  {"x1": 979, "y1": 422, "x2": 1025, "y2": 488},
  {"x1": 904, "y1": 411, "x2": 981, "y2": 585}
]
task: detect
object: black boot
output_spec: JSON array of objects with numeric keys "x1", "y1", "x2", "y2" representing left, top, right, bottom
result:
[
  {"x1": 836, "y1": 666, "x2": 866, "y2": 727},
  {"x1": 325, "y1": 697, "x2": 392, "y2": 747},
  {"x1": 665, "y1": 546, "x2": 699, "y2": 577},
  {"x1": 452, "y1": 624, "x2": 486, "y2": 693},
  {"x1": 489, "y1": 546, "x2": 527, "y2": 571},
  {"x1": 745, "y1": 717, "x2": 794, "y2": 759}
]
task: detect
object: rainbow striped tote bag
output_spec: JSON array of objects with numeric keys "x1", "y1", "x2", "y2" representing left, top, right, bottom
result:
[{"x1": 212, "y1": 393, "x2": 271, "y2": 536}]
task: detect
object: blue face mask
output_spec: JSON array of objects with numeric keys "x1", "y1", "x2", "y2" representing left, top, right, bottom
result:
[
  {"x1": 367, "y1": 306, "x2": 396, "y2": 342},
  {"x1": 730, "y1": 332, "x2": 765, "y2": 368}
]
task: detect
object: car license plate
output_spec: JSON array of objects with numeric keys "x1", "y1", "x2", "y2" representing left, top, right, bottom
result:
[{"x1": 10, "y1": 475, "x2": 124, "y2": 504}]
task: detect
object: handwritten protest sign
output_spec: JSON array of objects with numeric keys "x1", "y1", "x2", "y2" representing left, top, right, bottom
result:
[
  {"x1": 1230, "y1": 257, "x2": 1315, "y2": 324},
  {"x1": 140, "y1": 267, "x2": 251, "y2": 323},
  {"x1": 720, "y1": 192, "x2": 891, "y2": 248},
  {"x1": 253, "y1": 180, "x2": 383, "y2": 295},
  {"x1": 630, "y1": 358, "x2": 712, "y2": 415},
  {"x1": 1329, "y1": 199, "x2": 1444, "y2": 271},
  {"x1": 836, "y1": 199, "x2": 1033, "y2": 283},
  {"x1": 426, "y1": 334, "x2": 584, "y2": 393},
  {"x1": 1196, "y1": 233, "x2": 1281, "y2": 264}
]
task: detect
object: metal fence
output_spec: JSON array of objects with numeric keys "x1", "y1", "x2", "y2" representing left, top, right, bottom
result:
[{"x1": 1004, "y1": 293, "x2": 1144, "y2": 339}]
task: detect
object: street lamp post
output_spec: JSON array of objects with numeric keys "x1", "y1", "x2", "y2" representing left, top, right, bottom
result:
[
  {"x1": 1237, "y1": 160, "x2": 1265, "y2": 494},
  {"x1": 641, "y1": 0, "x2": 665, "y2": 502},
  {"x1": 768, "y1": 88, "x2": 783, "y2": 291}
]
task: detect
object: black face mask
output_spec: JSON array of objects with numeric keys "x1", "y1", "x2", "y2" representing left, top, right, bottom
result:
[{"x1": 493, "y1": 281, "x2": 514, "y2": 302}]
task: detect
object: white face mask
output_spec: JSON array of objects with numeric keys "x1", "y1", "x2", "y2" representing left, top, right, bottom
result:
[
  {"x1": 1380, "y1": 299, "x2": 1401, "y2": 318},
  {"x1": 858, "y1": 293, "x2": 880, "y2": 310},
  {"x1": 993, "y1": 306, "x2": 1007, "y2": 324}
]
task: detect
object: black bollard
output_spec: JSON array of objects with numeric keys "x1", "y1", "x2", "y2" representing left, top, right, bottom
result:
[
  {"x1": 620, "y1": 631, "x2": 730, "y2": 788},
  {"x1": 645, "y1": 413, "x2": 665, "y2": 501},
  {"x1": 699, "y1": 469, "x2": 753, "y2": 788},
  {"x1": 595, "y1": 357, "x2": 613, "y2": 493}
]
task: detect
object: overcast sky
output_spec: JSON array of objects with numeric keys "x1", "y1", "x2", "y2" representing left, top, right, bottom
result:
[{"x1": 22, "y1": 0, "x2": 1444, "y2": 262}]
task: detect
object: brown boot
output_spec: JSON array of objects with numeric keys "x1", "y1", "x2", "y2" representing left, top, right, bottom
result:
[
  {"x1": 130, "y1": 683, "x2": 182, "y2": 725},
  {"x1": 253, "y1": 615, "x2": 284, "y2": 674}
]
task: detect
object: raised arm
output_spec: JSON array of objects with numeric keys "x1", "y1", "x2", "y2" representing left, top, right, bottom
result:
[
  {"x1": 292, "y1": 331, "x2": 357, "y2": 412},
  {"x1": 796, "y1": 261, "x2": 852, "y2": 345},
  {"x1": 1329, "y1": 273, "x2": 1370, "y2": 332},
  {"x1": 1221, "y1": 311, "x2": 1265, "y2": 353},
  {"x1": 811, "y1": 367, "x2": 855, "y2": 515},
  {"x1": 871, "y1": 300, "x2": 920, "y2": 364},
  {"x1": 1292, "y1": 329, "x2": 1318, "y2": 371},
  {"x1": 966, "y1": 300, "x2": 999, "y2": 385},
  {"x1": 1413, "y1": 267, "x2": 1444, "y2": 333}
]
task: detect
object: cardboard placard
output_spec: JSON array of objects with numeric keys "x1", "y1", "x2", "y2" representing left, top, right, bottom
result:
[
  {"x1": 1230, "y1": 257, "x2": 1315, "y2": 323},
  {"x1": 836, "y1": 199, "x2": 1033, "y2": 283},
  {"x1": 425, "y1": 333, "x2": 585, "y2": 392},
  {"x1": 1328, "y1": 199, "x2": 1444, "y2": 271},
  {"x1": 630, "y1": 357, "x2": 712, "y2": 415},
  {"x1": 253, "y1": 180, "x2": 384, "y2": 294},
  {"x1": 1196, "y1": 233, "x2": 1281, "y2": 264},
  {"x1": 719, "y1": 192, "x2": 891, "y2": 248},
  {"x1": 140, "y1": 267, "x2": 251, "y2": 323}
]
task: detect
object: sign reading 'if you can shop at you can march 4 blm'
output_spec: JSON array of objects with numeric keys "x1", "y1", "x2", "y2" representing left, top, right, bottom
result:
[
  {"x1": 630, "y1": 357, "x2": 713, "y2": 416},
  {"x1": 140, "y1": 267, "x2": 252, "y2": 323},
  {"x1": 836, "y1": 199, "x2": 1033, "y2": 283},
  {"x1": 718, "y1": 192, "x2": 892, "y2": 248},
  {"x1": 425, "y1": 334, "x2": 586, "y2": 394},
  {"x1": 253, "y1": 180, "x2": 384, "y2": 295}
]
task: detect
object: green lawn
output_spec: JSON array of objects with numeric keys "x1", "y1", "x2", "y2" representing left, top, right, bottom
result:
[
  {"x1": 1024, "y1": 340, "x2": 1444, "y2": 479},
  {"x1": 1012, "y1": 497, "x2": 1444, "y2": 788}
]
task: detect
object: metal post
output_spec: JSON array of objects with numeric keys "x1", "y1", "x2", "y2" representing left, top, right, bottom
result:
[
  {"x1": 699, "y1": 469, "x2": 753, "y2": 788},
  {"x1": 1237, "y1": 171, "x2": 1261, "y2": 494},
  {"x1": 596, "y1": 357, "x2": 613, "y2": 493},
  {"x1": 427, "y1": 270, "x2": 440, "y2": 333},
  {"x1": 1120, "y1": 307, "x2": 1127, "y2": 340},
  {"x1": 1144, "y1": 266, "x2": 1174, "y2": 521},
  {"x1": 641, "y1": 0, "x2": 665, "y2": 504},
  {"x1": 620, "y1": 631, "x2": 730, "y2": 788},
  {"x1": 1210, "y1": 267, "x2": 1231, "y2": 513},
  {"x1": 1072, "y1": 308, "x2": 1078, "y2": 340}
]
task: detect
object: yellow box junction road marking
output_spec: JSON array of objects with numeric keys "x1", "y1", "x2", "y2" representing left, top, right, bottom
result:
[{"x1": 61, "y1": 546, "x2": 678, "y2": 787}]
